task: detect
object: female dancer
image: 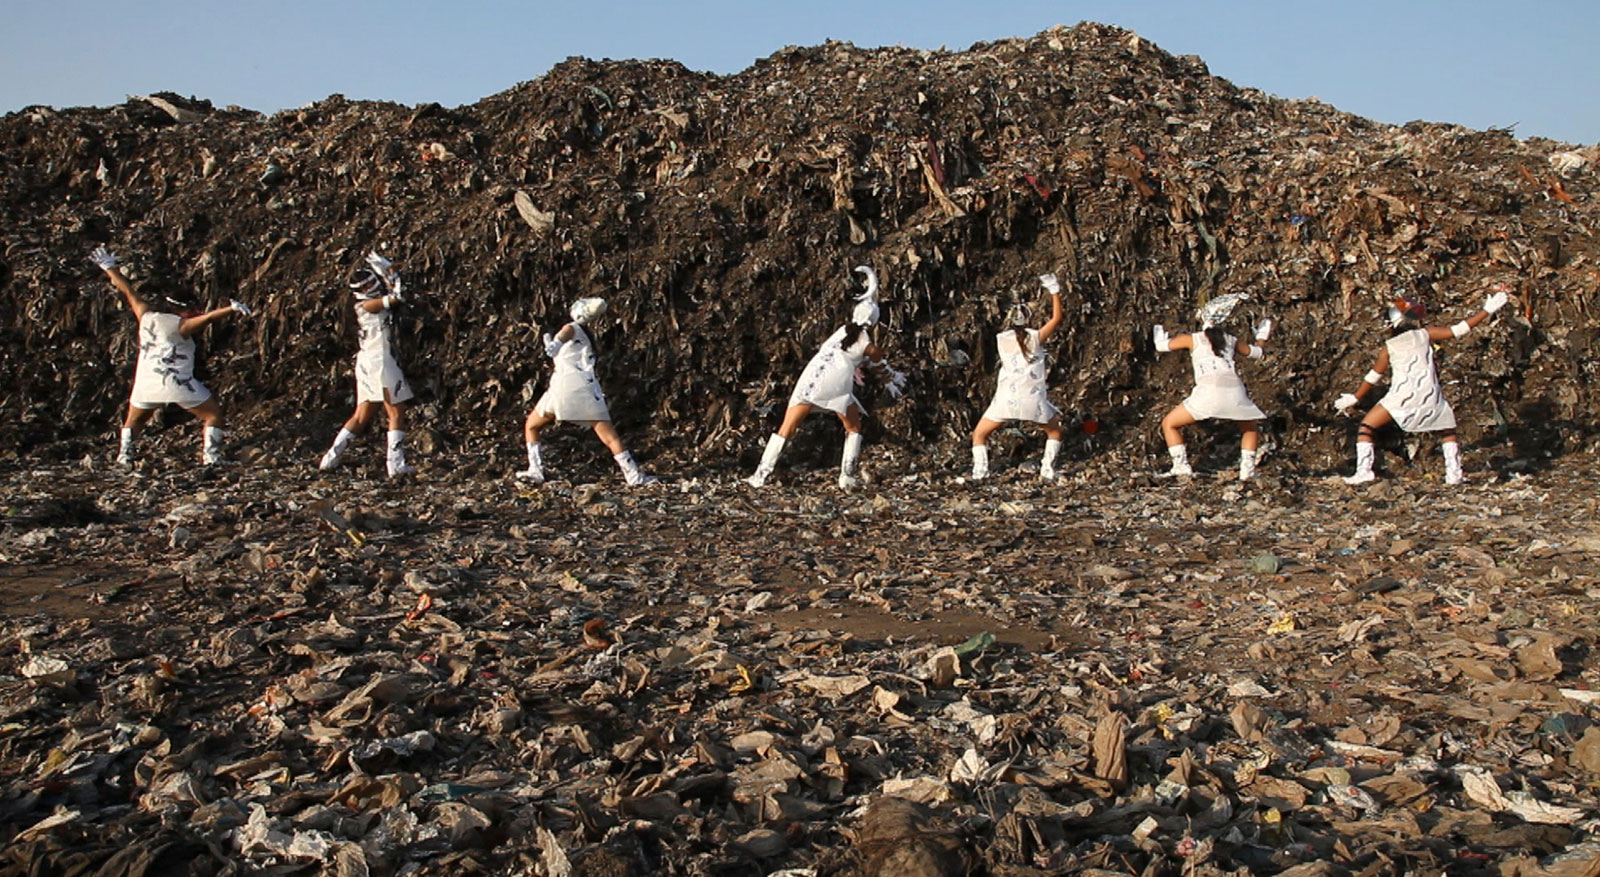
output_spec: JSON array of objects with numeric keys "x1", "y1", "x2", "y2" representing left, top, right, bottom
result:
[
  {"x1": 318, "y1": 251, "x2": 416, "y2": 478},
  {"x1": 516, "y1": 297, "x2": 655, "y2": 486},
  {"x1": 1335, "y1": 287, "x2": 1508, "y2": 485},
  {"x1": 91, "y1": 246, "x2": 250, "y2": 467},
  {"x1": 746, "y1": 266, "x2": 905, "y2": 490},
  {"x1": 970, "y1": 273, "x2": 1065, "y2": 481},
  {"x1": 1152, "y1": 293, "x2": 1273, "y2": 479}
]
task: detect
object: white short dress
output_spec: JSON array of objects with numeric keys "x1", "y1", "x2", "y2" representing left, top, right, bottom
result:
[
  {"x1": 1180, "y1": 333, "x2": 1265, "y2": 421},
  {"x1": 354, "y1": 303, "x2": 414, "y2": 405},
  {"x1": 129, "y1": 312, "x2": 211, "y2": 410},
  {"x1": 535, "y1": 324, "x2": 612, "y2": 423},
  {"x1": 789, "y1": 326, "x2": 870, "y2": 415},
  {"x1": 981, "y1": 328, "x2": 1059, "y2": 424},
  {"x1": 1379, "y1": 328, "x2": 1455, "y2": 432}
]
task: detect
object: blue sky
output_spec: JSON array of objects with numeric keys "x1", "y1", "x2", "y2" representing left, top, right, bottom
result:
[{"x1": 4, "y1": 1, "x2": 1595, "y2": 144}]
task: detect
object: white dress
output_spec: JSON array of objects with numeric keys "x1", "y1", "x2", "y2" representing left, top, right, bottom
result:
[
  {"x1": 535, "y1": 324, "x2": 612, "y2": 423},
  {"x1": 129, "y1": 312, "x2": 211, "y2": 409},
  {"x1": 981, "y1": 328, "x2": 1059, "y2": 423},
  {"x1": 1379, "y1": 328, "x2": 1455, "y2": 432},
  {"x1": 789, "y1": 326, "x2": 870, "y2": 415},
  {"x1": 1180, "y1": 333, "x2": 1265, "y2": 421},
  {"x1": 354, "y1": 303, "x2": 414, "y2": 404}
]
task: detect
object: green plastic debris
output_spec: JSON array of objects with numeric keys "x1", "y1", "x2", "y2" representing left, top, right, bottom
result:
[
  {"x1": 1250, "y1": 553, "x2": 1282, "y2": 575},
  {"x1": 953, "y1": 631, "x2": 997, "y2": 658}
]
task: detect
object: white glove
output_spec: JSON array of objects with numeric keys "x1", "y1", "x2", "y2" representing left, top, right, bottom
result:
[
  {"x1": 229, "y1": 299, "x2": 253, "y2": 316},
  {"x1": 542, "y1": 333, "x2": 563, "y2": 359},
  {"x1": 1152, "y1": 324, "x2": 1170, "y2": 352},
  {"x1": 89, "y1": 246, "x2": 118, "y2": 270},
  {"x1": 387, "y1": 276, "x2": 404, "y2": 302},
  {"x1": 1039, "y1": 273, "x2": 1061, "y2": 295},
  {"x1": 1483, "y1": 291, "x2": 1508, "y2": 314},
  {"x1": 1334, "y1": 393, "x2": 1358, "y2": 415},
  {"x1": 881, "y1": 363, "x2": 907, "y2": 399},
  {"x1": 1255, "y1": 318, "x2": 1273, "y2": 341}
]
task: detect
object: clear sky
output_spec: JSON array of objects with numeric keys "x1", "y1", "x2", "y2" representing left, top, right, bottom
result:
[{"x1": 3, "y1": 0, "x2": 1595, "y2": 144}]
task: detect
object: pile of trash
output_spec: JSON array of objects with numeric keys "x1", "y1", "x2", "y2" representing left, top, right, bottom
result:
[
  {"x1": 5, "y1": 21, "x2": 1600, "y2": 876},
  {"x1": 0, "y1": 23, "x2": 1596, "y2": 473},
  {"x1": 5, "y1": 452, "x2": 1600, "y2": 875}
]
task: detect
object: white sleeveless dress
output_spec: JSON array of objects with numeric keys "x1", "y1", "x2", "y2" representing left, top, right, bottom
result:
[
  {"x1": 129, "y1": 312, "x2": 211, "y2": 409},
  {"x1": 354, "y1": 303, "x2": 413, "y2": 404},
  {"x1": 535, "y1": 324, "x2": 612, "y2": 423},
  {"x1": 981, "y1": 328, "x2": 1058, "y2": 423},
  {"x1": 1379, "y1": 328, "x2": 1455, "y2": 432},
  {"x1": 789, "y1": 326, "x2": 871, "y2": 415},
  {"x1": 1180, "y1": 333, "x2": 1265, "y2": 421}
]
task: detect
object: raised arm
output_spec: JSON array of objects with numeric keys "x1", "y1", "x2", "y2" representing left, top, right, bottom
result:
[
  {"x1": 90, "y1": 247, "x2": 147, "y2": 321},
  {"x1": 179, "y1": 304, "x2": 239, "y2": 337},
  {"x1": 1152, "y1": 325, "x2": 1194, "y2": 353},
  {"x1": 1234, "y1": 318, "x2": 1272, "y2": 359},
  {"x1": 1428, "y1": 288, "x2": 1509, "y2": 342},
  {"x1": 1036, "y1": 274, "x2": 1065, "y2": 342}
]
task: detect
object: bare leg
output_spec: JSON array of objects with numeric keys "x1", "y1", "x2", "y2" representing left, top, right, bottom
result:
[
  {"x1": 1237, "y1": 419, "x2": 1260, "y2": 480},
  {"x1": 188, "y1": 399, "x2": 226, "y2": 464},
  {"x1": 1345, "y1": 405, "x2": 1393, "y2": 484},
  {"x1": 593, "y1": 421, "x2": 626, "y2": 455},
  {"x1": 517, "y1": 409, "x2": 557, "y2": 481},
  {"x1": 776, "y1": 403, "x2": 814, "y2": 440},
  {"x1": 1160, "y1": 405, "x2": 1197, "y2": 476},
  {"x1": 118, "y1": 406, "x2": 156, "y2": 465},
  {"x1": 837, "y1": 405, "x2": 865, "y2": 489},
  {"x1": 970, "y1": 417, "x2": 1003, "y2": 479}
]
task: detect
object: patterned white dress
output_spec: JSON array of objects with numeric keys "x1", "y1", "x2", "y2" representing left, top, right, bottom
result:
[
  {"x1": 535, "y1": 324, "x2": 612, "y2": 423},
  {"x1": 129, "y1": 312, "x2": 211, "y2": 409},
  {"x1": 981, "y1": 329, "x2": 1059, "y2": 423},
  {"x1": 354, "y1": 303, "x2": 413, "y2": 404},
  {"x1": 1379, "y1": 328, "x2": 1455, "y2": 432},
  {"x1": 789, "y1": 326, "x2": 871, "y2": 415},
  {"x1": 1180, "y1": 333, "x2": 1265, "y2": 421}
]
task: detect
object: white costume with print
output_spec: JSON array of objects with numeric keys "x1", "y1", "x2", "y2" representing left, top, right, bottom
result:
[
  {"x1": 1379, "y1": 328, "x2": 1455, "y2": 432},
  {"x1": 130, "y1": 312, "x2": 211, "y2": 409},
  {"x1": 981, "y1": 328, "x2": 1058, "y2": 423},
  {"x1": 354, "y1": 303, "x2": 413, "y2": 404},
  {"x1": 789, "y1": 326, "x2": 870, "y2": 415},
  {"x1": 1180, "y1": 332, "x2": 1265, "y2": 421},
  {"x1": 535, "y1": 323, "x2": 612, "y2": 423}
]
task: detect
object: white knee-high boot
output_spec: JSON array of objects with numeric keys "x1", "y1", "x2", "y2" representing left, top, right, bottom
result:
[
  {"x1": 516, "y1": 442, "x2": 545, "y2": 482},
  {"x1": 1040, "y1": 438, "x2": 1062, "y2": 481},
  {"x1": 746, "y1": 434, "x2": 785, "y2": 487},
  {"x1": 970, "y1": 445, "x2": 989, "y2": 480},
  {"x1": 1344, "y1": 442, "x2": 1376, "y2": 484},
  {"x1": 838, "y1": 433, "x2": 863, "y2": 489},
  {"x1": 1443, "y1": 440, "x2": 1463, "y2": 485}
]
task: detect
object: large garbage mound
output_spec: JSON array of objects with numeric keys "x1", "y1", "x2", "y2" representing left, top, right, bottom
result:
[{"x1": 2, "y1": 23, "x2": 1597, "y2": 469}]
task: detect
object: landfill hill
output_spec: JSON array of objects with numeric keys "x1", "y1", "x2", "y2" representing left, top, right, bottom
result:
[{"x1": 1, "y1": 21, "x2": 1597, "y2": 473}]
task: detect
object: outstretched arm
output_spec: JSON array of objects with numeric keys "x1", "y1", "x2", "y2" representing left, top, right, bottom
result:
[
  {"x1": 179, "y1": 304, "x2": 239, "y2": 337},
  {"x1": 1037, "y1": 274, "x2": 1065, "y2": 342},
  {"x1": 1235, "y1": 318, "x2": 1272, "y2": 359},
  {"x1": 1153, "y1": 325, "x2": 1193, "y2": 353},
  {"x1": 91, "y1": 247, "x2": 147, "y2": 320},
  {"x1": 1431, "y1": 288, "x2": 1510, "y2": 342}
]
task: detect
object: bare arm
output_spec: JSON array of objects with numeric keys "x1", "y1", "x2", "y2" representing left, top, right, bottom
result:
[
  {"x1": 178, "y1": 305, "x2": 237, "y2": 337},
  {"x1": 1036, "y1": 292, "x2": 1065, "y2": 342},
  {"x1": 1167, "y1": 333, "x2": 1194, "y2": 351},
  {"x1": 1428, "y1": 309, "x2": 1489, "y2": 343},
  {"x1": 102, "y1": 267, "x2": 147, "y2": 321},
  {"x1": 1353, "y1": 349, "x2": 1389, "y2": 400}
]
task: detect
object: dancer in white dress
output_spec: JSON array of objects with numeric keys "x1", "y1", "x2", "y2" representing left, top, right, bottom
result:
[
  {"x1": 90, "y1": 246, "x2": 251, "y2": 467},
  {"x1": 1152, "y1": 293, "x2": 1273, "y2": 479},
  {"x1": 516, "y1": 297, "x2": 654, "y2": 486},
  {"x1": 318, "y1": 246, "x2": 416, "y2": 480},
  {"x1": 319, "y1": 252, "x2": 417, "y2": 478},
  {"x1": 970, "y1": 274, "x2": 1066, "y2": 481},
  {"x1": 746, "y1": 266, "x2": 906, "y2": 490},
  {"x1": 1335, "y1": 287, "x2": 1509, "y2": 485}
]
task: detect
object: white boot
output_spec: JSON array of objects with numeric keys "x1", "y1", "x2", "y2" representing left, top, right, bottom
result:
[
  {"x1": 1040, "y1": 438, "x2": 1062, "y2": 481},
  {"x1": 1443, "y1": 440, "x2": 1464, "y2": 485},
  {"x1": 1239, "y1": 448, "x2": 1258, "y2": 481},
  {"x1": 615, "y1": 450, "x2": 656, "y2": 486},
  {"x1": 320, "y1": 428, "x2": 355, "y2": 471},
  {"x1": 746, "y1": 434, "x2": 785, "y2": 487},
  {"x1": 1343, "y1": 441, "x2": 1376, "y2": 485},
  {"x1": 202, "y1": 426, "x2": 225, "y2": 465},
  {"x1": 1163, "y1": 444, "x2": 1193, "y2": 477},
  {"x1": 386, "y1": 429, "x2": 415, "y2": 478},
  {"x1": 116, "y1": 428, "x2": 135, "y2": 467},
  {"x1": 515, "y1": 441, "x2": 545, "y2": 482},
  {"x1": 970, "y1": 445, "x2": 989, "y2": 480},
  {"x1": 838, "y1": 432, "x2": 863, "y2": 490}
]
